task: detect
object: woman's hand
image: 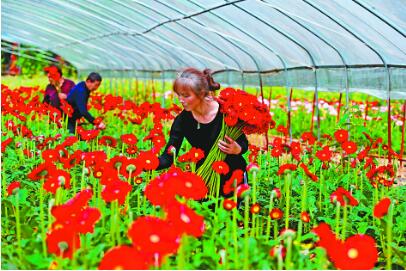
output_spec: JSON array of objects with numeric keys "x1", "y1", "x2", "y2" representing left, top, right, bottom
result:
[
  {"x1": 218, "y1": 135, "x2": 241, "y2": 155},
  {"x1": 58, "y1": 93, "x2": 67, "y2": 100}
]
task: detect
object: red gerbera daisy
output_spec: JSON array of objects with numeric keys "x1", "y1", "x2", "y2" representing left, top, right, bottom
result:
[
  {"x1": 128, "y1": 216, "x2": 180, "y2": 256},
  {"x1": 165, "y1": 201, "x2": 205, "y2": 238},
  {"x1": 222, "y1": 169, "x2": 244, "y2": 195},
  {"x1": 126, "y1": 145, "x2": 138, "y2": 155},
  {"x1": 46, "y1": 226, "x2": 81, "y2": 259},
  {"x1": 236, "y1": 183, "x2": 250, "y2": 198},
  {"x1": 373, "y1": 198, "x2": 391, "y2": 219},
  {"x1": 51, "y1": 189, "x2": 93, "y2": 221},
  {"x1": 41, "y1": 149, "x2": 60, "y2": 162},
  {"x1": 121, "y1": 133, "x2": 138, "y2": 145},
  {"x1": 170, "y1": 170, "x2": 208, "y2": 201},
  {"x1": 316, "y1": 146, "x2": 332, "y2": 162},
  {"x1": 290, "y1": 141, "x2": 302, "y2": 161},
  {"x1": 272, "y1": 188, "x2": 282, "y2": 199},
  {"x1": 330, "y1": 187, "x2": 358, "y2": 207},
  {"x1": 43, "y1": 176, "x2": 61, "y2": 194},
  {"x1": 138, "y1": 151, "x2": 159, "y2": 171},
  {"x1": 1, "y1": 138, "x2": 13, "y2": 153},
  {"x1": 101, "y1": 180, "x2": 132, "y2": 205},
  {"x1": 74, "y1": 207, "x2": 101, "y2": 234},
  {"x1": 27, "y1": 162, "x2": 55, "y2": 181},
  {"x1": 79, "y1": 129, "x2": 100, "y2": 141},
  {"x1": 271, "y1": 147, "x2": 283, "y2": 158},
  {"x1": 269, "y1": 208, "x2": 283, "y2": 220},
  {"x1": 7, "y1": 181, "x2": 20, "y2": 196},
  {"x1": 223, "y1": 199, "x2": 237, "y2": 211},
  {"x1": 334, "y1": 129, "x2": 349, "y2": 143},
  {"x1": 98, "y1": 245, "x2": 151, "y2": 270},
  {"x1": 342, "y1": 141, "x2": 357, "y2": 155},
  {"x1": 145, "y1": 173, "x2": 177, "y2": 206},
  {"x1": 300, "y1": 211, "x2": 310, "y2": 223},
  {"x1": 301, "y1": 132, "x2": 317, "y2": 145},
  {"x1": 277, "y1": 163, "x2": 297, "y2": 175},
  {"x1": 250, "y1": 203, "x2": 261, "y2": 214},
  {"x1": 99, "y1": 136, "x2": 117, "y2": 148},
  {"x1": 299, "y1": 163, "x2": 318, "y2": 182},
  {"x1": 212, "y1": 161, "x2": 230, "y2": 175},
  {"x1": 331, "y1": 234, "x2": 378, "y2": 270}
]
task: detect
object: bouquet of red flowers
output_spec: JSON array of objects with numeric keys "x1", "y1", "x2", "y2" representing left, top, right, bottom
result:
[{"x1": 197, "y1": 87, "x2": 274, "y2": 197}]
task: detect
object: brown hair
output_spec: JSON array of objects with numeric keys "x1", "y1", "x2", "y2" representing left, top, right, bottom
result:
[{"x1": 173, "y1": 67, "x2": 220, "y2": 98}]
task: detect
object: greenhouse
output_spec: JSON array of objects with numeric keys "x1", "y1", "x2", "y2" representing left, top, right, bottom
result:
[{"x1": 1, "y1": 0, "x2": 405, "y2": 270}]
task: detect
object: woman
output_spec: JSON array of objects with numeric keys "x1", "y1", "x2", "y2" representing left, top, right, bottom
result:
[
  {"x1": 157, "y1": 68, "x2": 248, "y2": 197},
  {"x1": 43, "y1": 65, "x2": 75, "y2": 112}
]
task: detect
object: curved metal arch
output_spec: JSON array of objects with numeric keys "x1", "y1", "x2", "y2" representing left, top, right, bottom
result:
[
  {"x1": 131, "y1": 0, "x2": 242, "y2": 71},
  {"x1": 353, "y1": 0, "x2": 405, "y2": 38},
  {"x1": 177, "y1": 0, "x2": 264, "y2": 85},
  {"x1": 49, "y1": 0, "x2": 129, "y2": 32},
  {"x1": 100, "y1": 37, "x2": 171, "y2": 71},
  {"x1": 38, "y1": 2, "x2": 166, "y2": 70},
  {"x1": 303, "y1": 0, "x2": 391, "y2": 143},
  {"x1": 303, "y1": 0, "x2": 390, "y2": 91},
  {"x1": 114, "y1": 0, "x2": 222, "y2": 70},
  {"x1": 70, "y1": 0, "x2": 183, "y2": 70},
  {"x1": 35, "y1": 0, "x2": 246, "y2": 68},
  {"x1": 2, "y1": 8, "x2": 146, "y2": 70},
  {"x1": 261, "y1": 1, "x2": 351, "y2": 125},
  {"x1": 237, "y1": 2, "x2": 321, "y2": 138},
  {"x1": 29, "y1": 2, "x2": 181, "y2": 67},
  {"x1": 4, "y1": 1, "x2": 95, "y2": 37}
]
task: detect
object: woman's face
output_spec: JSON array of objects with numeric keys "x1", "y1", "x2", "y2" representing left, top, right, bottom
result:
[{"x1": 176, "y1": 88, "x2": 202, "y2": 111}]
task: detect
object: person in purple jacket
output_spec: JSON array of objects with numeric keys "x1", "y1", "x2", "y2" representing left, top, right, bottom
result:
[
  {"x1": 66, "y1": 72, "x2": 106, "y2": 134},
  {"x1": 43, "y1": 66, "x2": 75, "y2": 111}
]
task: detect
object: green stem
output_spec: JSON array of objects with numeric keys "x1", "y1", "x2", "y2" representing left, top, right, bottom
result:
[
  {"x1": 285, "y1": 236, "x2": 293, "y2": 269},
  {"x1": 80, "y1": 161, "x2": 86, "y2": 190},
  {"x1": 386, "y1": 205, "x2": 393, "y2": 270},
  {"x1": 243, "y1": 196, "x2": 250, "y2": 269},
  {"x1": 39, "y1": 181, "x2": 47, "y2": 256},
  {"x1": 177, "y1": 235, "x2": 186, "y2": 269},
  {"x1": 232, "y1": 206, "x2": 239, "y2": 269},
  {"x1": 266, "y1": 194, "x2": 275, "y2": 240},
  {"x1": 273, "y1": 221, "x2": 278, "y2": 240},
  {"x1": 318, "y1": 169, "x2": 323, "y2": 213},
  {"x1": 341, "y1": 204, "x2": 347, "y2": 239},
  {"x1": 335, "y1": 203, "x2": 341, "y2": 238},
  {"x1": 15, "y1": 192, "x2": 22, "y2": 261},
  {"x1": 285, "y1": 174, "x2": 291, "y2": 229}
]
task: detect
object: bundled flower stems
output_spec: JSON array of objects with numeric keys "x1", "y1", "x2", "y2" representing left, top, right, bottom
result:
[{"x1": 197, "y1": 87, "x2": 274, "y2": 197}]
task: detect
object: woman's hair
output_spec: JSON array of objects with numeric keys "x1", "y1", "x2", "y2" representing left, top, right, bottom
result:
[{"x1": 173, "y1": 67, "x2": 220, "y2": 97}]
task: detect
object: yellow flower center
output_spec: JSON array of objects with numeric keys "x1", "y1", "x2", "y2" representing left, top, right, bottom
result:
[
  {"x1": 150, "y1": 234, "x2": 160, "y2": 243},
  {"x1": 348, "y1": 248, "x2": 358, "y2": 259},
  {"x1": 180, "y1": 213, "x2": 191, "y2": 224},
  {"x1": 185, "y1": 182, "x2": 192, "y2": 188}
]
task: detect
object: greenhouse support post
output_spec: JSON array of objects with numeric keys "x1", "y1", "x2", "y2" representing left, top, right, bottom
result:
[
  {"x1": 258, "y1": 72, "x2": 269, "y2": 147},
  {"x1": 287, "y1": 88, "x2": 293, "y2": 143},
  {"x1": 364, "y1": 96, "x2": 370, "y2": 127},
  {"x1": 400, "y1": 101, "x2": 406, "y2": 168},
  {"x1": 337, "y1": 92, "x2": 342, "y2": 123},
  {"x1": 310, "y1": 92, "x2": 316, "y2": 132},
  {"x1": 387, "y1": 97, "x2": 392, "y2": 162}
]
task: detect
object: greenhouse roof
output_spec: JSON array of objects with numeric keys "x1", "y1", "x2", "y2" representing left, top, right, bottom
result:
[{"x1": 2, "y1": 0, "x2": 406, "y2": 99}]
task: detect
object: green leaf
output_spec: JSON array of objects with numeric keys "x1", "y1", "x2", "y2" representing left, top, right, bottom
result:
[{"x1": 25, "y1": 252, "x2": 51, "y2": 269}]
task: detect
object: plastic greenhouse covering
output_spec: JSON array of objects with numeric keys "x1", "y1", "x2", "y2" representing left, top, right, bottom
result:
[{"x1": 2, "y1": 0, "x2": 406, "y2": 99}]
